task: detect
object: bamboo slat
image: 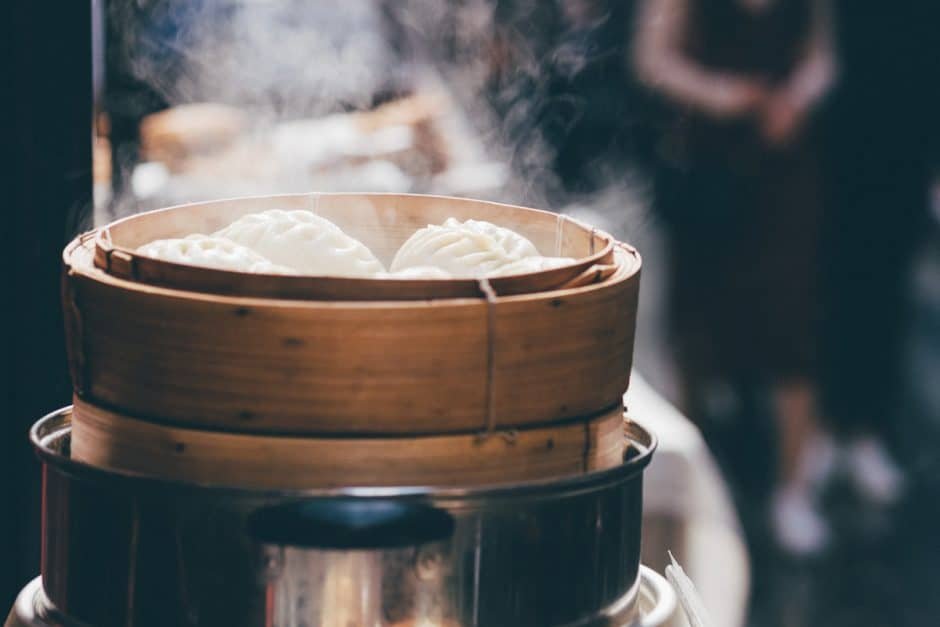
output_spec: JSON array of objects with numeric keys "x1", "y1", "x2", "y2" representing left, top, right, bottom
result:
[{"x1": 70, "y1": 398, "x2": 627, "y2": 489}]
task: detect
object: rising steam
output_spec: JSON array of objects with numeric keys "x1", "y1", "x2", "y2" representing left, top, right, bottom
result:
[
  {"x1": 112, "y1": 0, "x2": 394, "y2": 119},
  {"x1": 103, "y1": 0, "x2": 651, "y2": 238}
]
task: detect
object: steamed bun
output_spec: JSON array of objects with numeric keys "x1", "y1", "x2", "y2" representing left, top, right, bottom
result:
[
  {"x1": 493, "y1": 255, "x2": 575, "y2": 276},
  {"x1": 376, "y1": 266, "x2": 453, "y2": 279},
  {"x1": 215, "y1": 209, "x2": 385, "y2": 277},
  {"x1": 390, "y1": 218, "x2": 540, "y2": 277},
  {"x1": 137, "y1": 234, "x2": 296, "y2": 274}
]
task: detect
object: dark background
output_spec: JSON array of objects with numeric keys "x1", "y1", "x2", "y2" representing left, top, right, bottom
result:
[{"x1": 2, "y1": 0, "x2": 92, "y2": 609}]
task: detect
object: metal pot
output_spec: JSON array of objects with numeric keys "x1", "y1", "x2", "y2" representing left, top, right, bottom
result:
[
  {"x1": 6, "y1": 570, "x2": 677, "y2": 627},
  {"x1": 29, "y1": 407, "x2": 657, "y2": 627}
]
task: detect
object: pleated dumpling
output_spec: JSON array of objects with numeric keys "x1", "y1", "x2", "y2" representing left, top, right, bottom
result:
[
  {"x1": 492, "y1": 255, "x2": 575, "y2": 276},
  {"x1": 137, "y1": 234, "x2": 297, "y2": 274},
  {"x1": 376, "y1": 266, "x2": 453, "y2": 279},
  {"x1": 390, "y1": 218, "x2": 540, "y2": 277},
  {"x1": 215, "y1": 209, "x2": 385, "y2": 277}
]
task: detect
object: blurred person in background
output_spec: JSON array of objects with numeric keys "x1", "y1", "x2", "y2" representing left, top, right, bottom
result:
[{"x1": 632, "y1": 0, "x2": 837, "y2": 555}]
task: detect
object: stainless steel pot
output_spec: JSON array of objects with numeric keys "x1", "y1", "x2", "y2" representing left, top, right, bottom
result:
[
  {"x1": 29, "y1": 407, "x2": 656, "y2": 627},
  {"x1": 6, "y1": 570, "x2": 677, "y2": 627}
]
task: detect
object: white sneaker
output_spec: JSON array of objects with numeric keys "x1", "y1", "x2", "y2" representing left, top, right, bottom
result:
[
  {"x1": 771, "y1": 486, "x2": 830, "y2": 557},
  {"x1": 846, "y1": 437, "x2": 905, "y2": 506},
  {"x1": 798, "y1": 433, "x2": 839, "y2": 487}
]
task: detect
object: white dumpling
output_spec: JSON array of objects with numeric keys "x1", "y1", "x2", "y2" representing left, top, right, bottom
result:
[
  {"x1": 137, "y1": 234, "x2": 297, "y2": 274},
  {"x1": 447, "y1": 218, "x2": 541, "y2": 259},
  {"x1": 390, "y1": 218, "x2": 540, "y2": 277},
  {"x1": 215, "y1": 209, "x2": 385, "y2": 277},
  {"x1": 376, "y1": 266, "x2": 453, "y2": 279},
  {"x1": 248, "y1": 259, "x2": 302, "y2": 275},
  {"x1": 492, "y1": 256, "x2": 576, "y2": 276}
]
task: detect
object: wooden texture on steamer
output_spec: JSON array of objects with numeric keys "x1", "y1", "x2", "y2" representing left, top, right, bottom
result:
[
  {"x1": 93, "y1": 193, "x2": 617, "y2": 300},
  {"x1": 64, "y1": 234, "x2": 640, "y2": 435},
  {"x1": 64, "y1": 236, "x2": 640, "y2": 435},
  {"x1": 70, "y1": 399, "x2": 627, "y2": 489}
]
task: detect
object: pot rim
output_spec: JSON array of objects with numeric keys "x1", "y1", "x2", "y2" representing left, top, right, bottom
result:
[{"x1": 31, "y1": 406, "x2": 656, "y2": 501}]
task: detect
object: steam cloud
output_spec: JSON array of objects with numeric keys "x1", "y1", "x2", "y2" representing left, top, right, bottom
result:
[
  {"x1": 113, "y1": 0, "x2": 394, "y2": 119},
  {"x1": 103, "y1": 0, "x2": 651, "y2": 240}
]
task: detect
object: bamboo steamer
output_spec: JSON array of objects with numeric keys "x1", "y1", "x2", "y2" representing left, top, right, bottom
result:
[
  {"x1": 70, "y1": 397, "x2": 628, "y2": 489},
  {"x1": 94, "y1": 193, "x2": 618, "y2": 300},
  {"x1": 62, "y1": 216, "x2": 641, "y2": 436}
]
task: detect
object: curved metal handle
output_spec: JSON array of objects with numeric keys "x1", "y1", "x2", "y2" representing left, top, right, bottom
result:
[{"x1": 247, "y1": 498, "x2": 455, "y2": 550}]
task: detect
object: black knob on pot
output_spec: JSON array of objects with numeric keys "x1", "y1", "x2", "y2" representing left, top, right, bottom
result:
[{"x1": 247, "y1": 498, "x2": 455, "y2": 550}]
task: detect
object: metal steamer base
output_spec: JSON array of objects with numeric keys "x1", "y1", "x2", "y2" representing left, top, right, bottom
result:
[
  {"x1": 8, "y1": 408, "x2": 676, "y2": 627},
  {"x1": 7, "y1": 570, "x2": 676, "y2": 627}
]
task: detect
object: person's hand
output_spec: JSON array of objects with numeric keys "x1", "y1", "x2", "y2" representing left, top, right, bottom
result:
[
  {"x1": 710, "y1": 78, "x2": 767, "y2": 119},
  {"x1": 760, "y1": 93, "x2": 805, "y2": 147}
]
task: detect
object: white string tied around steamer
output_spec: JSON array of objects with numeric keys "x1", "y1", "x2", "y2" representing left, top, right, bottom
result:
[{"x1": 474, "y1": 277, "x2": 516, "y2": 445}]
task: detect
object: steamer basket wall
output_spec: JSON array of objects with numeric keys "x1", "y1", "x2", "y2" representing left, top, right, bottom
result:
[{"x1": 63, "y1": 197, "x2": 641, "y2": 437}]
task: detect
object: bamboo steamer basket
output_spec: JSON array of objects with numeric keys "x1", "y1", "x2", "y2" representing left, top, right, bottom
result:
[
  {"x1": 62, "y1": 195, "x2": 641, "y2": 436},
  {"x1": 69, "y1": 397, "x2": 627, "y2": 489},
  {"x1": 92, "y1": 193, "x2": 618, "y2": 300}
]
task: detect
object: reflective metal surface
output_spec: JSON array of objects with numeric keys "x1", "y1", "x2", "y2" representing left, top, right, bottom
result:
[
  {"x1": 6, "y1": 569, "x2": 677, "y2": 627},
  {"x1": 32, "y1": 407, "x2": 656, "y2": 627}
]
